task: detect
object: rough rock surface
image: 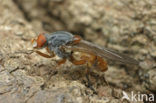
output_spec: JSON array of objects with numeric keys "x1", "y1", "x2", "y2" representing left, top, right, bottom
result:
[{"x1": 0, "y1": 0, "x2": 155, "y2": 103}]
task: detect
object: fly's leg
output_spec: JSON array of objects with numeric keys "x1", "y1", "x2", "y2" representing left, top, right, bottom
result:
[
  {"x1": 81, "y1": 54, "x2": 109, "y2": 93},
  {"x1": 83, "y1": 54, "x2": 97, "y2": 94},
  {"x1": 34, "y1": 47, "x2": 55, "y2": 58},
  {"x1": 70, "y1": 52, "x2": 97, "y2": 94},
  {"x1": 56, "y1": 59, "x2": 66, "y2": 66},
  {"x1": 94, "y1": 56, "x2": 109, "y2": 87},
  {"x1": 36, "y1": 47, "x2": 66, "y2": 66},
  {"x1": 35, "y1": 50, "x2": 55, "y2": 58},
  {"x1": 46, "y1": 47, "x2": 67, "y2": 66},
  {"x1": 46, "y1": 47, "x2": 54, "y2": 56}
]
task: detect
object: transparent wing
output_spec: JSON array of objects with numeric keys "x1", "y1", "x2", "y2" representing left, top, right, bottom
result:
[{"x1": 65, "y1": 40, "x2": 139, "y2": 65}]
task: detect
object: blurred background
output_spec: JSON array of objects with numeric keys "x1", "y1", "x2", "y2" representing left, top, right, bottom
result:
[{"x1": 0, "y1": 0, "x2": 155, "y2": 103}]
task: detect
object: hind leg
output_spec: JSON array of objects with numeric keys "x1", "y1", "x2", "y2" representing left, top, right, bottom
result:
[
  {"x1": 69, "y1": 53, "x2": 97, "y2": 94},
  {"x1": 83, "y1": 54, "x2": 97, "y2": 94}
]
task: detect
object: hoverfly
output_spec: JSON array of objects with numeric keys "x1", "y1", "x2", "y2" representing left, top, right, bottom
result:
[{"x1": 31, "y1": 31, "x2": 139, "y2": 72}]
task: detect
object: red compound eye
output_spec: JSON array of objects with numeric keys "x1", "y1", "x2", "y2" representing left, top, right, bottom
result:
[{"x1": 36, "y1": 33, "x2": 47, "y2": 48}]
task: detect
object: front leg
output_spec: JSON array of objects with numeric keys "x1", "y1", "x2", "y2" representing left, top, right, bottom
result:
[
  {"x1": 35, "y1": 48, "x2": 55, "y2": 58},
  {"x1": 34, "y1": 46, "x2": 55, "y2": 58},
  {"x1": 35, "y1": 50, "x2": 54, "y2": 58},
  {"x1": 35, "y1": 47, "x2": 66, "y2": 66}
]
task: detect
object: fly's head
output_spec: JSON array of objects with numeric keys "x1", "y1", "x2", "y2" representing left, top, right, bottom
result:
[
  {"x1": 31, "y1": 31, "x2": 82, "y2": 58},
  {"x1": 31, "y1": 33, "x2": 47, "y2": 49}
]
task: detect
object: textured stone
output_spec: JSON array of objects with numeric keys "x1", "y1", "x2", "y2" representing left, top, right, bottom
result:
[{"x1": 0, "y1": 0, "x2": 155, "y2": 102}]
